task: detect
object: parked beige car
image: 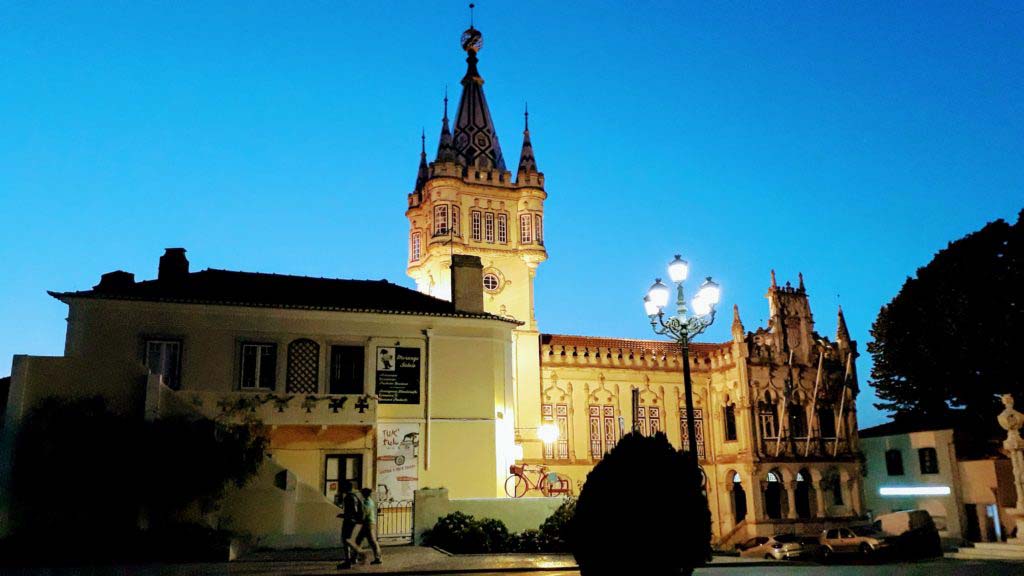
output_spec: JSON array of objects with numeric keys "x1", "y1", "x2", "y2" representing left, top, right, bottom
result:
[
  {"x1": 817, "y1": 526, "x2": 893, "y2": 560},
  {"x1": 737, "y1": 534, "x2": 817, "y2": 560}
]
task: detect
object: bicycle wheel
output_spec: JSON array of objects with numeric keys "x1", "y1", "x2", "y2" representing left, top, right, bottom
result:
[{"x1": 505, "y1": 474, "x2": 528, "y2": 498}]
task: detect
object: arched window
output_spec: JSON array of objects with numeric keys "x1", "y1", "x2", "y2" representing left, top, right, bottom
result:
[
  {"x1": 789, "y1": 405, "x2": 808, "y2": 438},
  {"x1": 724, "y1": 404, "x2": 738, "y2": 441},
  {"x1": 286, "y1": 339, "x2": 320, "y2": 394},
  {"x1": 759, "y1": 391, "x2": 778, "y2": 439}
]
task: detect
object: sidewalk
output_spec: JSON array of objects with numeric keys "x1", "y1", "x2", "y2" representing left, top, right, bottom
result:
[{"x1": 1, "y1": 546, "x2": 782, "y2": 575}]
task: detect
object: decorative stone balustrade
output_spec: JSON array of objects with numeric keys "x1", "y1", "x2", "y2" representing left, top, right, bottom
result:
[{"x1": 540, "y1": 334, "x2": 734, "y2": 372}]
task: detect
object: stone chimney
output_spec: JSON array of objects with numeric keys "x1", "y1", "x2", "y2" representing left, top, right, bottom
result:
[
  {"x1": 158, "y1": 248, "x2": 189, "y2": 282},
  {"x1": 450, "y1": 255, "x2": 484, "y2": 314},
  {"x1": 93, "y1": 270, "x2": 135, "y2": 291}
]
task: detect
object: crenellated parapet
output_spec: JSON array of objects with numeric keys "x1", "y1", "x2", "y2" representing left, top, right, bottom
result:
[{"x1": 540, "y1": 334, "x2": 734, "y2": 372}]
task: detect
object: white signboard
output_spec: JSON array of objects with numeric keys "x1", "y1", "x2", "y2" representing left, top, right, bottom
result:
[{"x1": 376, "y1": 422, "x2": 419, "y2": 504}]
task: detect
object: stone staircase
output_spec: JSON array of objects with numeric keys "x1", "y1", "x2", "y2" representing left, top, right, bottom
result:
[{"x1": 946, "y1": 541, "x2": 1024, "y2": 561}]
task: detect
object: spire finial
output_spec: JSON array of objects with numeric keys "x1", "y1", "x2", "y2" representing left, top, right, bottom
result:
[
  {"x1": 770, "y1": 269, "x2": 777, "y2": 289},
  {"x1": 469, "y1": 3, "x2": 475, "y2": 28},
  {"x1": 798, "y1": 272, "x2": 805, "y2": 291},
  {"x1": 421, "y1": 129, "x2": 426, "y2": 155},
  {"x1": 443, "y1": 86, "x2": 449, "y2": 119}
]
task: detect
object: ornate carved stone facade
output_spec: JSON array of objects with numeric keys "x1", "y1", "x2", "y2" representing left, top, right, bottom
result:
[{"x1": 406, "y1": 24, "x2": 864, "y2": 545}]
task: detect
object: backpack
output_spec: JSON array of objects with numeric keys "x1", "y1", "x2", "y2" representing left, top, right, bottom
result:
[{"x1": 343, "y1": 491, "x2": 364, "y2": 521}]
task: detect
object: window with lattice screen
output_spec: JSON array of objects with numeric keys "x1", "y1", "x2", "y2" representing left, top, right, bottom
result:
[{"x1": 286, "y1": 339, "x2": 320, "y2": 394}]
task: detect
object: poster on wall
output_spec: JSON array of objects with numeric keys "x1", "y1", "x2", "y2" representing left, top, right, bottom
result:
[
  {"x1": 375, "y1": 346, "x2": 421, "y2": 404},
  {"x1": 376, "y1": 422, "x2": 420, "y2": 504}
]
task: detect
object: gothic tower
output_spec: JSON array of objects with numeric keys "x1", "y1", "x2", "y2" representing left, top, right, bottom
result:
[{"x1": 405, "y1": 23, "x2": 547, "y2": 444}]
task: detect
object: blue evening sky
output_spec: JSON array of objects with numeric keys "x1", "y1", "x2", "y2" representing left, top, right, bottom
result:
[{"x1": 2, "y1": 1, "x2": 1021, "y2": 428}]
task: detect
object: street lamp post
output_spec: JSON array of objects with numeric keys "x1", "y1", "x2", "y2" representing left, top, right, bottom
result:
[{"x1": 644, "y1": 255, "x2": 721, "y2": 484}]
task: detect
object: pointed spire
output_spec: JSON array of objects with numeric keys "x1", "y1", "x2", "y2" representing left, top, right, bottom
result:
[
  {"x1": 731, "y1": 304, "x2": 745, "y2": 340},
  {"x1": 798, "y1": 272, "x2": 805, "y2": 292},
  {"x1": 836, "y1": 306, "x2": 851, "y2": 342},
  {"x1": 414, "y1": 129, "x2": 429, "y2": 191},
  {"x1": 770, "y1": 269, "x2": 778, "y2": 289},
  {"x1": 517, "y1": 103, "x2": 538, "y2": 176},
  {"x1": 451, "y1": 23, "x2": 506, "y2": 171},
  {"x1": 435, "y1": 88, "x2": 457, "y2": 163}
]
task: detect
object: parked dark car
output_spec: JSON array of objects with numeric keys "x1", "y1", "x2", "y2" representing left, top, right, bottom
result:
[{"x1": 873, "y1": 510, "x2": 942, "y2": 558}]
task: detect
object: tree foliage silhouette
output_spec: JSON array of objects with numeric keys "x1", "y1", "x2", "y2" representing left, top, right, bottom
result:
[
  {"x1": 570, "y1": 431, "x2": 709, "y2": 576},
  {"x1": 869, "y1": 210, "x2": 1023, "y2": 429}
]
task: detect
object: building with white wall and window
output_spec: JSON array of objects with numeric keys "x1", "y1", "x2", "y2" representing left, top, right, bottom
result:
[
  {"x1": 0, "y1": 249, "x2": 520, "y2": 547},
  {"x1": 860, "y1": 419, "x2": 1018, "y2": 545}
]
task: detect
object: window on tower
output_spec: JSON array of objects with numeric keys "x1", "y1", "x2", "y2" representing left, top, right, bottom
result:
[
  {"x1": 410, "y1": 232, "x2": 421, "y2": 262},
  {"x1": 534, "y1": 215, "x2": 543, "y2": 245},
  {"x1": 451, "y1": 206, "x2": 460, "y2": 237},
  {"x1": 520, "y1": 214, "x2": 532, "y2": 244},
  {"x1": 471, "y1": 211, "x2": 482, "y2": 241},
  {"x1": 484, "y1": 212, "x2": 495, "y2": 243},
  {"x1": 433, "y1": 205, "x2": 449, "y2": 236},
  {"x1": 497, "y1": 213, "x2": 508, "y2": 244}
]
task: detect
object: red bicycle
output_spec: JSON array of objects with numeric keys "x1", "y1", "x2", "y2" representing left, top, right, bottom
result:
[{"x1": 504, "y1": 464, "x2": 572, "y2": 498}]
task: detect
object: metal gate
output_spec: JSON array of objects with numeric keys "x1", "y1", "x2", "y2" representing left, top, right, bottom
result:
[{"x1": 377, "y1": 500, "x2": 413, "y2": 544}]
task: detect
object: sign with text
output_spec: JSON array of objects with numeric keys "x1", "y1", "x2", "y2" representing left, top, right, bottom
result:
[
  {"x1": 374, "y1": 346, "x2": 421, "y2": 404},
  {"x1": 376, "y1": 422, "x2": 419, "y2": 503}
]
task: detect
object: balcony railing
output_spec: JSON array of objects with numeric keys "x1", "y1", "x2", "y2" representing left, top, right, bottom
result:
[{"x1": 759, "y1": 437, "x2": 852, "y2": 459}]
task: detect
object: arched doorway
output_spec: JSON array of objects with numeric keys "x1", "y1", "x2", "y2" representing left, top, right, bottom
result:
[
  {"x1": 764, "y1": 471, "x2": 783, "y2": 519},
  {"x1": 731, "y1": 471, "x2": 747, "y2": 524},
  {"x1": 795, "y1": 469, "x2": 812, "y2": 518}
]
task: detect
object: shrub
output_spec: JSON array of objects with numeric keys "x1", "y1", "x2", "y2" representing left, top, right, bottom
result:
[
  {"x1": 570, "y1": 432, "x2": 709, "y2": 576},
  {"x1": 423, "y1": 512, "x2": 489, "y2": 553},
  {"x1": 538, "y1": 497, "x2": 575, "y2": 552},
  {"x1": 511, "y1": 528, "x2": 544, "y2": 552},
  {"x1": 8, "y1": 395, "x2": 267, "y2": 563}
]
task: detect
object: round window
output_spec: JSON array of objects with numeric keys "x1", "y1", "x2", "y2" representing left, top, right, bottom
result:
[{"x1": 483, "y1": 273, "x2": 500, "y2": 291}]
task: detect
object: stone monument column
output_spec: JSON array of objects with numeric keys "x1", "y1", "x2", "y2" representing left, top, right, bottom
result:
[{"x1": 997, "y1": 394, "x2": 1024, "y2": 542}]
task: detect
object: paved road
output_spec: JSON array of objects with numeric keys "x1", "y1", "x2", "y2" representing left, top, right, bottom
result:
[{"x1": 481, "y1": 559, "x2": 1024, "y2": 576}]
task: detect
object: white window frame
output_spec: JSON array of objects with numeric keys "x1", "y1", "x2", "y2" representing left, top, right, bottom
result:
[
  {"x1": 520, "y1": 214, "x2": 532, "y2": 244},
  {"x1": 411, "y1": 232, "x2": 421, "y2": 262},
  {"x1": 145, "y1": 339, "x2": 181, "y2": 389},
  {"x1": 471, "y1": 211, "x2": 482, "y2": 241},
  {"x1": 534, "y1": 214, "x2": 543, "y2": 244},
  {"x1": 240, "y1": 342, "x2": 277, "y2": 390},
  {"x1": 497, "y1": 213, "x2": 508, "y2": 244},
  {"x1": 451, "y1": 206, "x2": 460, "y2": 237},
  {"x1": 484, "y1": 212, "x2": 495, "y2": 243},
  {"x1": 433, "y1": 205, "x2": 448, "y2": 236}
]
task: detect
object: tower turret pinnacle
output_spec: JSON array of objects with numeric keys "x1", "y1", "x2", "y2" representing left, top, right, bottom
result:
[
  {"x1": 836, "y1": 305, "x2": 851, "y2": 343},
  {"x1": 731, "y1": 304, "x2": 745, "y2": 341},
  {"x1": 435, "y1": 90, "x2": 457, "y2": 163},
  {"x1": 414, "y1": 130, "x2": 429, "y2": 192},
  {"x1": 516, "y1": 104, "x2": 539, "y2": 178},
  {"x1": 451, "y1": 24, "x2": 506, "y2": 171}
]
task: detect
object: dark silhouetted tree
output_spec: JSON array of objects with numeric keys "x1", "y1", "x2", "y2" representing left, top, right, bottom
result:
[
  {"x1": 570, "y1": 431, "x2": 709, "y2": 576},
  {"x1": 869, "y1": 210, "x2": 1023, "y2": 429}
]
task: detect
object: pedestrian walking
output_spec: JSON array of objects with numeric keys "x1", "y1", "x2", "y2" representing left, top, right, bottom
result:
[
  {"x1": 334, "y1": 480, "x2": 364, "y2": 570},
  {"x1": 356, "y1": 488, "x2": 383, "y2": 565}
]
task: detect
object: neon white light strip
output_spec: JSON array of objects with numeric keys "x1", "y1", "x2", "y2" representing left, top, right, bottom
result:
[{"x1": 879, "y1": 486, "x2": 951, "y2": 496}]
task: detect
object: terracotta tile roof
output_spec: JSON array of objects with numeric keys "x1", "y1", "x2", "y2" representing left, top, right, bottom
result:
[
  {"x1": 50, "y1": 268, "x2": 518, "y2": 323},
  {"x1": 541, "y1": 333, "x2": 730, "y2": 355}
]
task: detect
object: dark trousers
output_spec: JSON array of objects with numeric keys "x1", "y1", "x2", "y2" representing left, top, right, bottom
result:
[{"x1": 341, "y1": 521, "x2": 363, "y2": 562}]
